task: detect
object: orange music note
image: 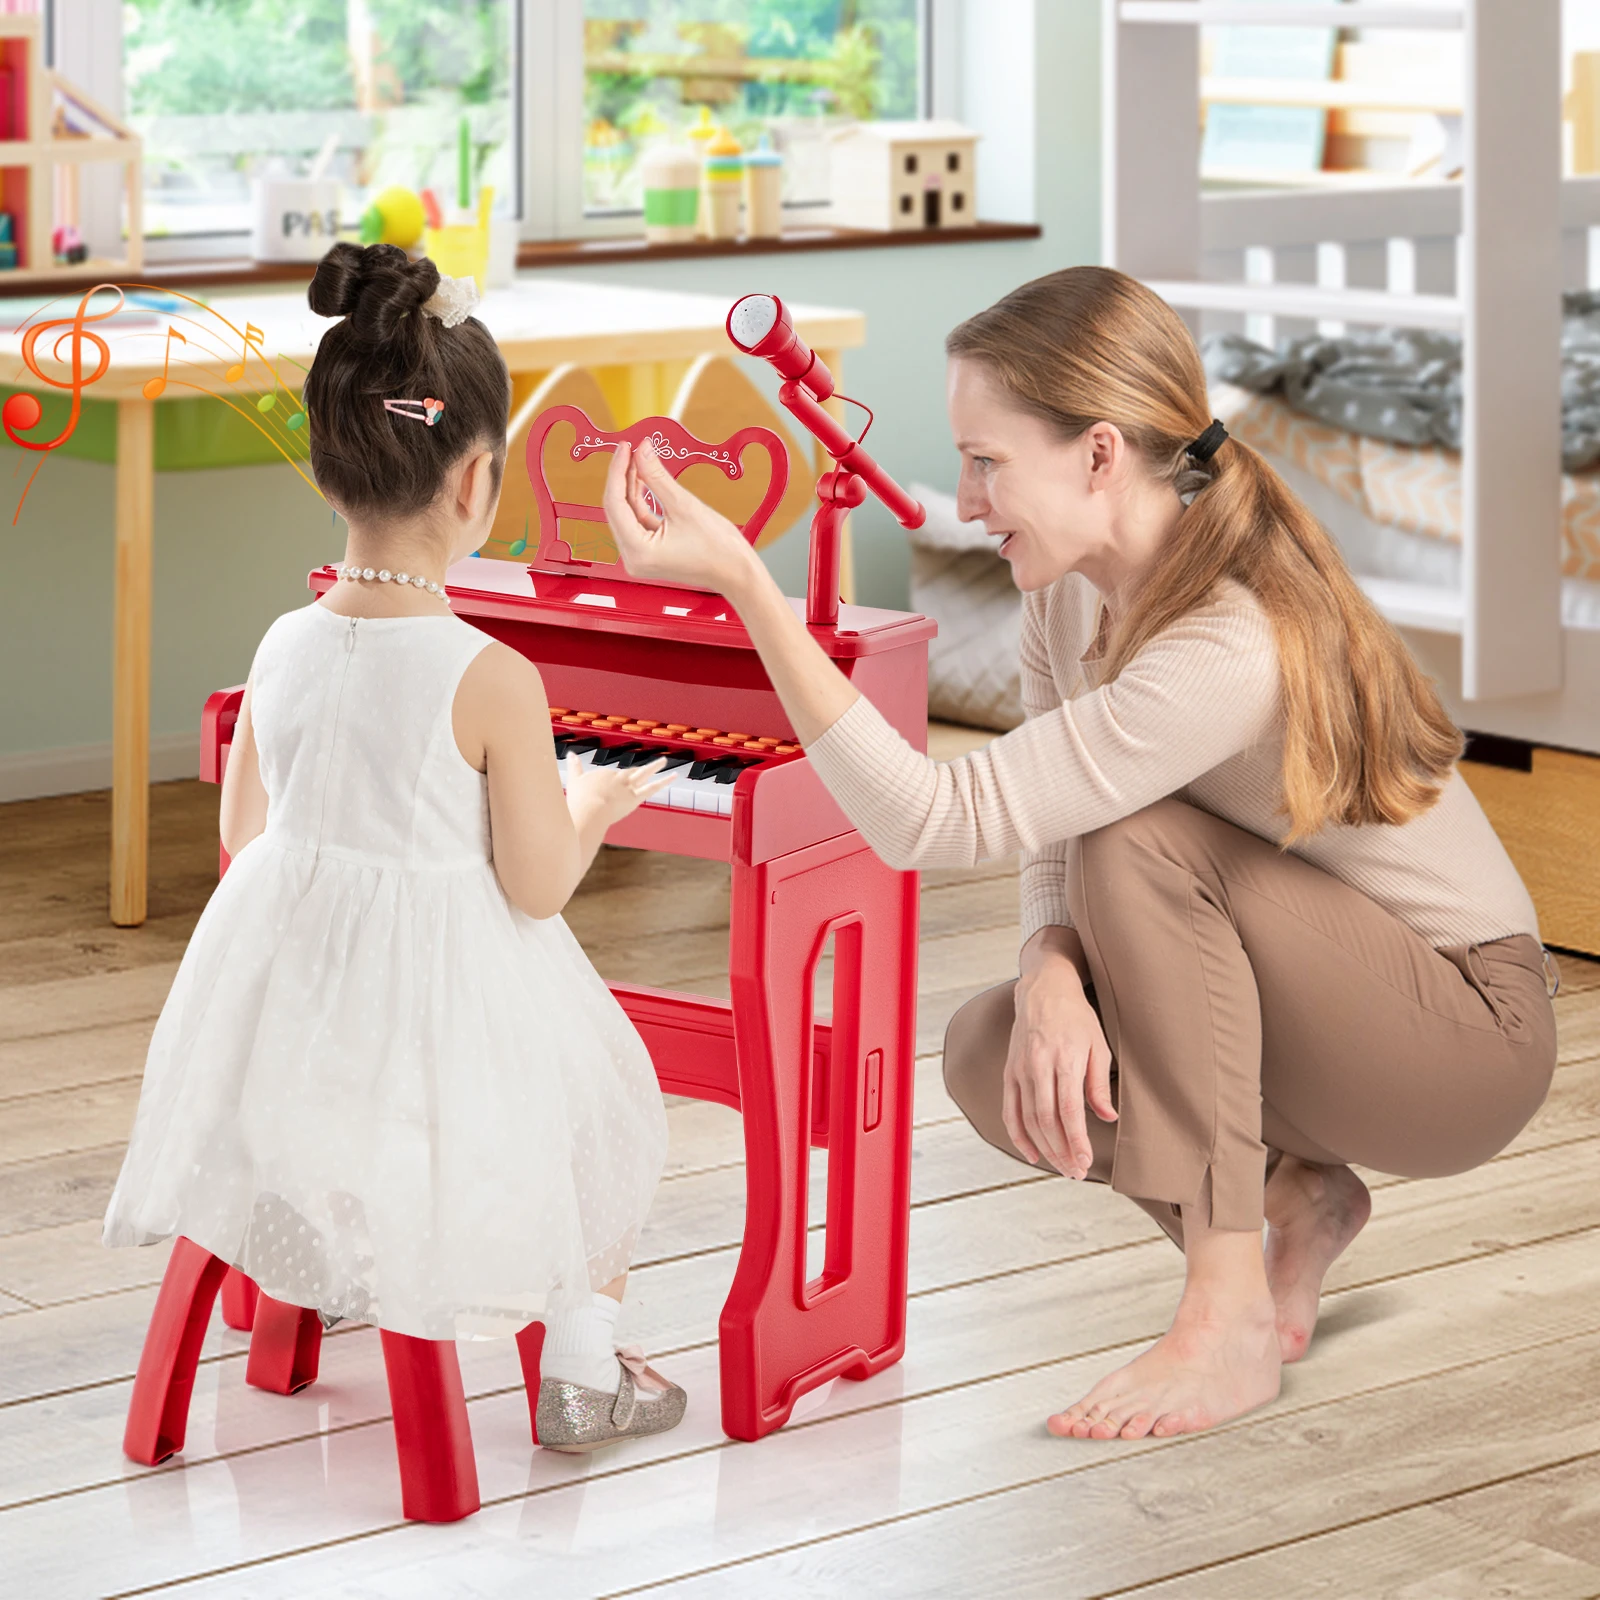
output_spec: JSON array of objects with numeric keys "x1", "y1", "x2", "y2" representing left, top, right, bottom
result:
[
  {"x1": 225, "y1": 322, "x2": 264, "y2": 383},
  {"x1": 142, "y1": 327, "x2": 188, "y2": 400},
  {"x1": 1, "y1": 285, "x2": 119, "y2": 453}
]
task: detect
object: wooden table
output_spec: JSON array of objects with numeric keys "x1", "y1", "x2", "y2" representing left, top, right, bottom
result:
[{"x1": 0, "y1": 280, "x2": 865, "y2": 927}]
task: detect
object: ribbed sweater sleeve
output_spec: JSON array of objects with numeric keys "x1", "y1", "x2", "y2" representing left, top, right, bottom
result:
[{"x1": 803, "y1": 587, "x2": 1283, "y2": 875}]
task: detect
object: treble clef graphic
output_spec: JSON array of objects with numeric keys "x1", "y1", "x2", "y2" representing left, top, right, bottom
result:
[{"x1": 2, "y1": 285, "x2": 121, "y2": 452}]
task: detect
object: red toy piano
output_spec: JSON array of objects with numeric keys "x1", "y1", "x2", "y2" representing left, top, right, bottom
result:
[{"x1": 127, "y1": 298, "x2": 935, "y2": 1517}]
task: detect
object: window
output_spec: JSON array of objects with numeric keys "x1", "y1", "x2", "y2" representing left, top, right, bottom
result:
[
  {"x1": 903, "y1": 150, "x2": 917, "y2": 174},
  {"x1": 121, "y1": 0, "x2": 518, "y2": 242},
  {"x1": 945, "y1": 149, "x2": 958, "y2": 171},
  {"x1": 55, "y1": 0, "x2": 932, "y2": 251},
  {"x1": 581, "y1": 1, "x2": 923, "y2": 218}
]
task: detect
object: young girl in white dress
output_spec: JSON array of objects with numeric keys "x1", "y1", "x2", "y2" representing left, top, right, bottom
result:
[{"x1": 103, "y1": 242, "x2": 684, "y2": 1451}]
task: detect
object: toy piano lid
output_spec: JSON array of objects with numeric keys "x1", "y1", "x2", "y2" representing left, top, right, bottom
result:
[
  {"x1": 458, "y1": 556, "x2": 931, "y2": 656},
  {"x1": 306, "y1": 559, "x2": 936, "y2": 660}
]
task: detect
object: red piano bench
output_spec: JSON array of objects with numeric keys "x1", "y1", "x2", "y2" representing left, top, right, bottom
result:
[{"x1": 123, "y1": 1239, "x2": 483, "y2": 1523}]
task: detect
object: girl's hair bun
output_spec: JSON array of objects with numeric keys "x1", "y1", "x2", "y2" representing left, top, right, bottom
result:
[{"x1": 309, "y1": 242, "x2": 441, "y2": 345}]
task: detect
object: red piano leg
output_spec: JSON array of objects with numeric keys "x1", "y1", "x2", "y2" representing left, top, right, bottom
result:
[
  {"x1": 719, "y1": 832, "x2": 918, "y2": 1440},
  {"x1": 380, "y1": 1331, "x2": 481, "y2": 1522},
  {"x1": 124, "y1": 1237, "x2": 230, "y2": 1465},
  {"x1": 246, "y1": 1292, "x2": 323, "y2": 1394},
  {"x1": 220, "y1": 1267, "x2": 259, "y2": 1331}
]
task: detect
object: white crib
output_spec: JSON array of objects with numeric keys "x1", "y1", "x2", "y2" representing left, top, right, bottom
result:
[{"x1": 1104, "y1": 0, "x2": 1600, "y2": 949}]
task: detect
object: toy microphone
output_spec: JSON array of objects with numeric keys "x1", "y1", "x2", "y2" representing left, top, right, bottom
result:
[
  {"x1": 726, "y1": 293, "x2": 836, "y2": 402},
  {"x1": 726, "y1": 291, "x2": 925, "y2": 627}
]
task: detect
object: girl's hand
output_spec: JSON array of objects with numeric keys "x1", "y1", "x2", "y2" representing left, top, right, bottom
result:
[
  {"x1": 563, "y1": 753, "x2": 672, "y2": 831},
  {"x1": 1004, "y1": 964, "x2": 1116, "y2": 1178},
  {"x1": 602, "y1": 439, "x2": 761, "y2": 597}
]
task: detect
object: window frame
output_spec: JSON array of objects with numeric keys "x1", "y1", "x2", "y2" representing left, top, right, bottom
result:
[{"x1": 52, "y1": 0, "x2": 948, "y2": 254}]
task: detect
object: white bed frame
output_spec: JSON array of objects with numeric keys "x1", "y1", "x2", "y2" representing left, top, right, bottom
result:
[{"x1": 1103, "y1": 0, "x2": 1600, "y2": 757}]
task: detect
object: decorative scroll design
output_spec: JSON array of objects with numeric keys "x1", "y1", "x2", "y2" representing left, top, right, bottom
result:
[
  {"x1": 572, "y1": 428, "x2": 742, "y2": 475},
  {"x1": 525, "y1": 404, "x2": 789, "y2": 583}
]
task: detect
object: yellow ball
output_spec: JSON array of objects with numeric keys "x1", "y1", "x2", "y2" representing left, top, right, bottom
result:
[{"x1": 372, "y1": 186, "x2": 426, "y2": 249}]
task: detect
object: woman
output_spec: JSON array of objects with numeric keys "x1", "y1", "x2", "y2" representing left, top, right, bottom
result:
[{"x1": 600, "y1": 266, "x2": 1557, "y2": 1442}]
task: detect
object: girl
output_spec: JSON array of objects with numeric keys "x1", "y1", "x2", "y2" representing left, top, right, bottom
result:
[
  {"x1": 596, "y1": 266, "x2": 1558, "y2": 1443},
  {"x1": 104, "y1": 242, "x2": 685, "y2": 1453}
]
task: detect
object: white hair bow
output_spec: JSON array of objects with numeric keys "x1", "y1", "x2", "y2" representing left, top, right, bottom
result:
[{"x1": 422, "y1": 272, "x2": 481, "y2": 329}]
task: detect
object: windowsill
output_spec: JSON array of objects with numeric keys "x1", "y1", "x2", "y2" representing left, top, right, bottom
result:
[{"x1": 13, "y1": 221, "x2": 1041, "y2": 297}]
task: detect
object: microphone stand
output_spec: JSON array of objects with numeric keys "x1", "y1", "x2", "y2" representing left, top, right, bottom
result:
[{"x1": 775, "y1": 381, "x2": 926, "y2": 630}]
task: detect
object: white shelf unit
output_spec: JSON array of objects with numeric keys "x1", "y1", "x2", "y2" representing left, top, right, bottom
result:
[
  {"x1": 1104, "y1": 0, "x2": 1563, "y2": 703},
  {"x1": 1120, "y1": 2, "x2": 1464, "y2": 27}
]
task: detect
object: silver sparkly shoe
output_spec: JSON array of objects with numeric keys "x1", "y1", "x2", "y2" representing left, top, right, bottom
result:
[{"x1": 536, "y1": 1346, "x2": 687, "y2": 1454}]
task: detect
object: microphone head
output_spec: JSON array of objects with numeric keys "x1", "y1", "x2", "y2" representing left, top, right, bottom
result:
[{"x1": 727, "y1": 293, "x2": 784, "y2": 354}]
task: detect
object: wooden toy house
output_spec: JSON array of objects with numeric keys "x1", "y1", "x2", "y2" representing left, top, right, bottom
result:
[
  {"x1": 826, "y1": 119, "x2": 978, "y2": 232},
  {"x1": 0, "y1": 11, "x2": 141, "y2": 281}
]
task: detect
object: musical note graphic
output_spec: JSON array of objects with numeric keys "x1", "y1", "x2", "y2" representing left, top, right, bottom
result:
[
  {"x1": 141, "y1": 326, "x2": 188, "y2": 400},
  {"x1": 225, "y1": 323, "x2": 265, "y2": 383},
  {"x1": 4, "y1": 282, "x2": 322, "y2": 523},
  {"x1": 2, "y1": 285, "x2": 118, "y2": 453}
]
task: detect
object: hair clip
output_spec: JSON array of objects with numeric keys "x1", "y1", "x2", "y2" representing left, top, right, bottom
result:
[{"x1": 384, "y1": 397, "x2": 444, "y2": 426}]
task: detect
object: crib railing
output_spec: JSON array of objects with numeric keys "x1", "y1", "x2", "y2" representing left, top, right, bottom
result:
[{"x1": 1194, "y1": 175, "x2": 1600, "y2": 347}]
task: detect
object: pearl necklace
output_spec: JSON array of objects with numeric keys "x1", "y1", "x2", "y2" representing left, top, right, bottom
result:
[{"x1": 334, "y1": 563, "x2": 450, "y2": 604}]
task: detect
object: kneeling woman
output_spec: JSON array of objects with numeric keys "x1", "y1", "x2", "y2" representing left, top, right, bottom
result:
[{"x1": 600, "y1": 266, "x2": 1558, "y2": 1440}]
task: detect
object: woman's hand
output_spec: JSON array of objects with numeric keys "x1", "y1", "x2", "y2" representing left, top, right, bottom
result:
[
  {"x1": 603, "y1": 439, "x2": 762, "y2": 598},
  {"x1": 1005, "y1": 954, "x2": 1116, "y2": 1179},
  {"x1": 563, "y1": 753, "x2": 672, "y2": 832}
]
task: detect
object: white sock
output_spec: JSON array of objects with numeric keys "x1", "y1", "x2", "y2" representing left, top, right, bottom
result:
[{"x1": 540, "y1": 1293, "x2": 622, "y2": 1392}]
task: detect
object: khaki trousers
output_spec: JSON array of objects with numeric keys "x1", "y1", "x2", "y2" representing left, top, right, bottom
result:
[{"x1": 944, "y1": 799, "x2": 1557, "y2": 1243}]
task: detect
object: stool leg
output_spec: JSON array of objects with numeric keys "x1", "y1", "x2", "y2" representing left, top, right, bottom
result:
[
  {"x1": 124, "y1": 1237, "x2": 229, "y2": 1465},
  {"x1": 220, "y1": 1268, "x2": 259, "y2": 1331},
  {"x1": 379, "y1": 1331, "x2": 480, "y2": 1523},
  {"x1": 245, "y1": 1292, "x2": 323, "y2": 1394},
  {"x1": 514, "y1": 1320, "x2": 545, "y2": 1444}
]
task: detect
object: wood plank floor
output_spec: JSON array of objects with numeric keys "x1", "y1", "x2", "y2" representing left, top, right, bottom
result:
[{"x1": 2, "y1": 732, "x2": 1598, "y2": 1600}]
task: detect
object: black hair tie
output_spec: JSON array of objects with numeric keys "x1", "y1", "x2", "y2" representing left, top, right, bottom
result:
[{"x1": 1185, "y1": 418, "x2": 1228, "y2": 464}]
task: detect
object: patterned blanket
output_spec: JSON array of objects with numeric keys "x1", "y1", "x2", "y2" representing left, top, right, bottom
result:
[
  {"x1": 1203, "y1": 292, "x2": 1600, "y2": 473},
  {"x1": 1211, "y1": 383, "x2": 1600, "y2": 584}
]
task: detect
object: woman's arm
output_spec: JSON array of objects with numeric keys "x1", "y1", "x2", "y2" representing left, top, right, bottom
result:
[
  {"x1": 218, "y1": 680, "x2": 269, "y2": 858},
  {"x1": 606, "y1": 441, "x2": 1282, "y2": 874},
  {"x1": 454, "y1": 644, "x2": 668, "y2": 919}
]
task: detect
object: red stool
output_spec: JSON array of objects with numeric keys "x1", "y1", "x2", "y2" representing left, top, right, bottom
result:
[{"x1": 122, "y1": 1241, "x2": 519, "y2": 1523}]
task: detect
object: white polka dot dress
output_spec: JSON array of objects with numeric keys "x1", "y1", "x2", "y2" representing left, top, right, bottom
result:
[{"x1": 103, "y1": 603, "x2": 668, "y2": 1340}]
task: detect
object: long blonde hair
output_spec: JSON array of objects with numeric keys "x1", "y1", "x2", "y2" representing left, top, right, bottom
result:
[{"x1": 946, "y1": 266, "x2": 1462, "y2": 841}]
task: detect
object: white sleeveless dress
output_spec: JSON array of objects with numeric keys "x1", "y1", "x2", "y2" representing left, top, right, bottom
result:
[{"x1": 103, "y1": 603, "x2": 668, "y2": 1339}]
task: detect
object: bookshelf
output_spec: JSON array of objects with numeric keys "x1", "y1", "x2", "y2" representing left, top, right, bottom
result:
[{"x1": 0, "y1": 13, "x2": 141, "y2": 285}]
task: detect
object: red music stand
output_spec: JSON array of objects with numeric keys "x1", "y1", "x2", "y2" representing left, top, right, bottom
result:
[{"x1": 524, "y1": 405, "x2": 789, "y2": 578}]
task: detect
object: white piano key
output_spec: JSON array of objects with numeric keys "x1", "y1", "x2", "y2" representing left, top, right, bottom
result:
[{"x1": 668, "y1": 783, "x2": 699, "y2": 811}]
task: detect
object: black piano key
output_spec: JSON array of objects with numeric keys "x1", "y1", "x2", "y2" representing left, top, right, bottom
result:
[
  {"x1": 564, "y1": 736, "x2": 603, "y2": 754},
  {"x1": 590, "y1": 742, "x2": 642, "y2": 767},
  {"x1": 712, "y1": 762, "x2": 750, "y2": 784},
  {"x1": 689, "y1": 757, "x2": 738, "y2": 781},
  {"x1": 656, "y1": 750, "x2": 696, "y2": 771}
]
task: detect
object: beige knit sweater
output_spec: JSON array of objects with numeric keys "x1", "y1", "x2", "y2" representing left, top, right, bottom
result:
[{"x1": 805, "y1": 573, "x2": 1539, "y2": 951}]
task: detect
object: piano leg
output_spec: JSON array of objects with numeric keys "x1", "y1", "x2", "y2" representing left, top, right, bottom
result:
[{"x1": 721, "y1": 831, "x2": 918, "y2": 1440}]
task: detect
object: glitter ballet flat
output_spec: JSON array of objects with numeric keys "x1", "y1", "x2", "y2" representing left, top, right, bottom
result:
[{"x1": 535, "y1": 1346, "x2": 687, "y2": 1453}]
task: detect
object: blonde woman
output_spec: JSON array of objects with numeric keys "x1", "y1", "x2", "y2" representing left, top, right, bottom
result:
[{"x1": 599, "y1": 267, "x2": 1557, "y2": 1442}]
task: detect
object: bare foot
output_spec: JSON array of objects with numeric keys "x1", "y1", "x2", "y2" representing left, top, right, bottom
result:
[
  {"x1": 1263, "y1": 1157, "x2": 1372, "y2": 1364},
  {"x1": 1047, "y1": 1291, "x2": 1281, "y2": 1441}
]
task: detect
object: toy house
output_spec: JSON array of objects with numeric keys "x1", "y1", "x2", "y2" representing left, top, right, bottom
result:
[
  {"x1": 826, "y1": 119, "x2": 978, "y2": 232},
  {"x1": 0, "y1": 11, "x2": 141, "y2": 281}
]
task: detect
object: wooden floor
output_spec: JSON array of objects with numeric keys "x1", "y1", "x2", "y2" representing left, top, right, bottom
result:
[{"x1": 4, "y1": 730, "x2": 1600, "y2": 1600}]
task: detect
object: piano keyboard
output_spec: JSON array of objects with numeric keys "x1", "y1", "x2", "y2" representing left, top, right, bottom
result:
[{"x1": 549, "y1": 709, "x2": 802, "y2": 820}]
